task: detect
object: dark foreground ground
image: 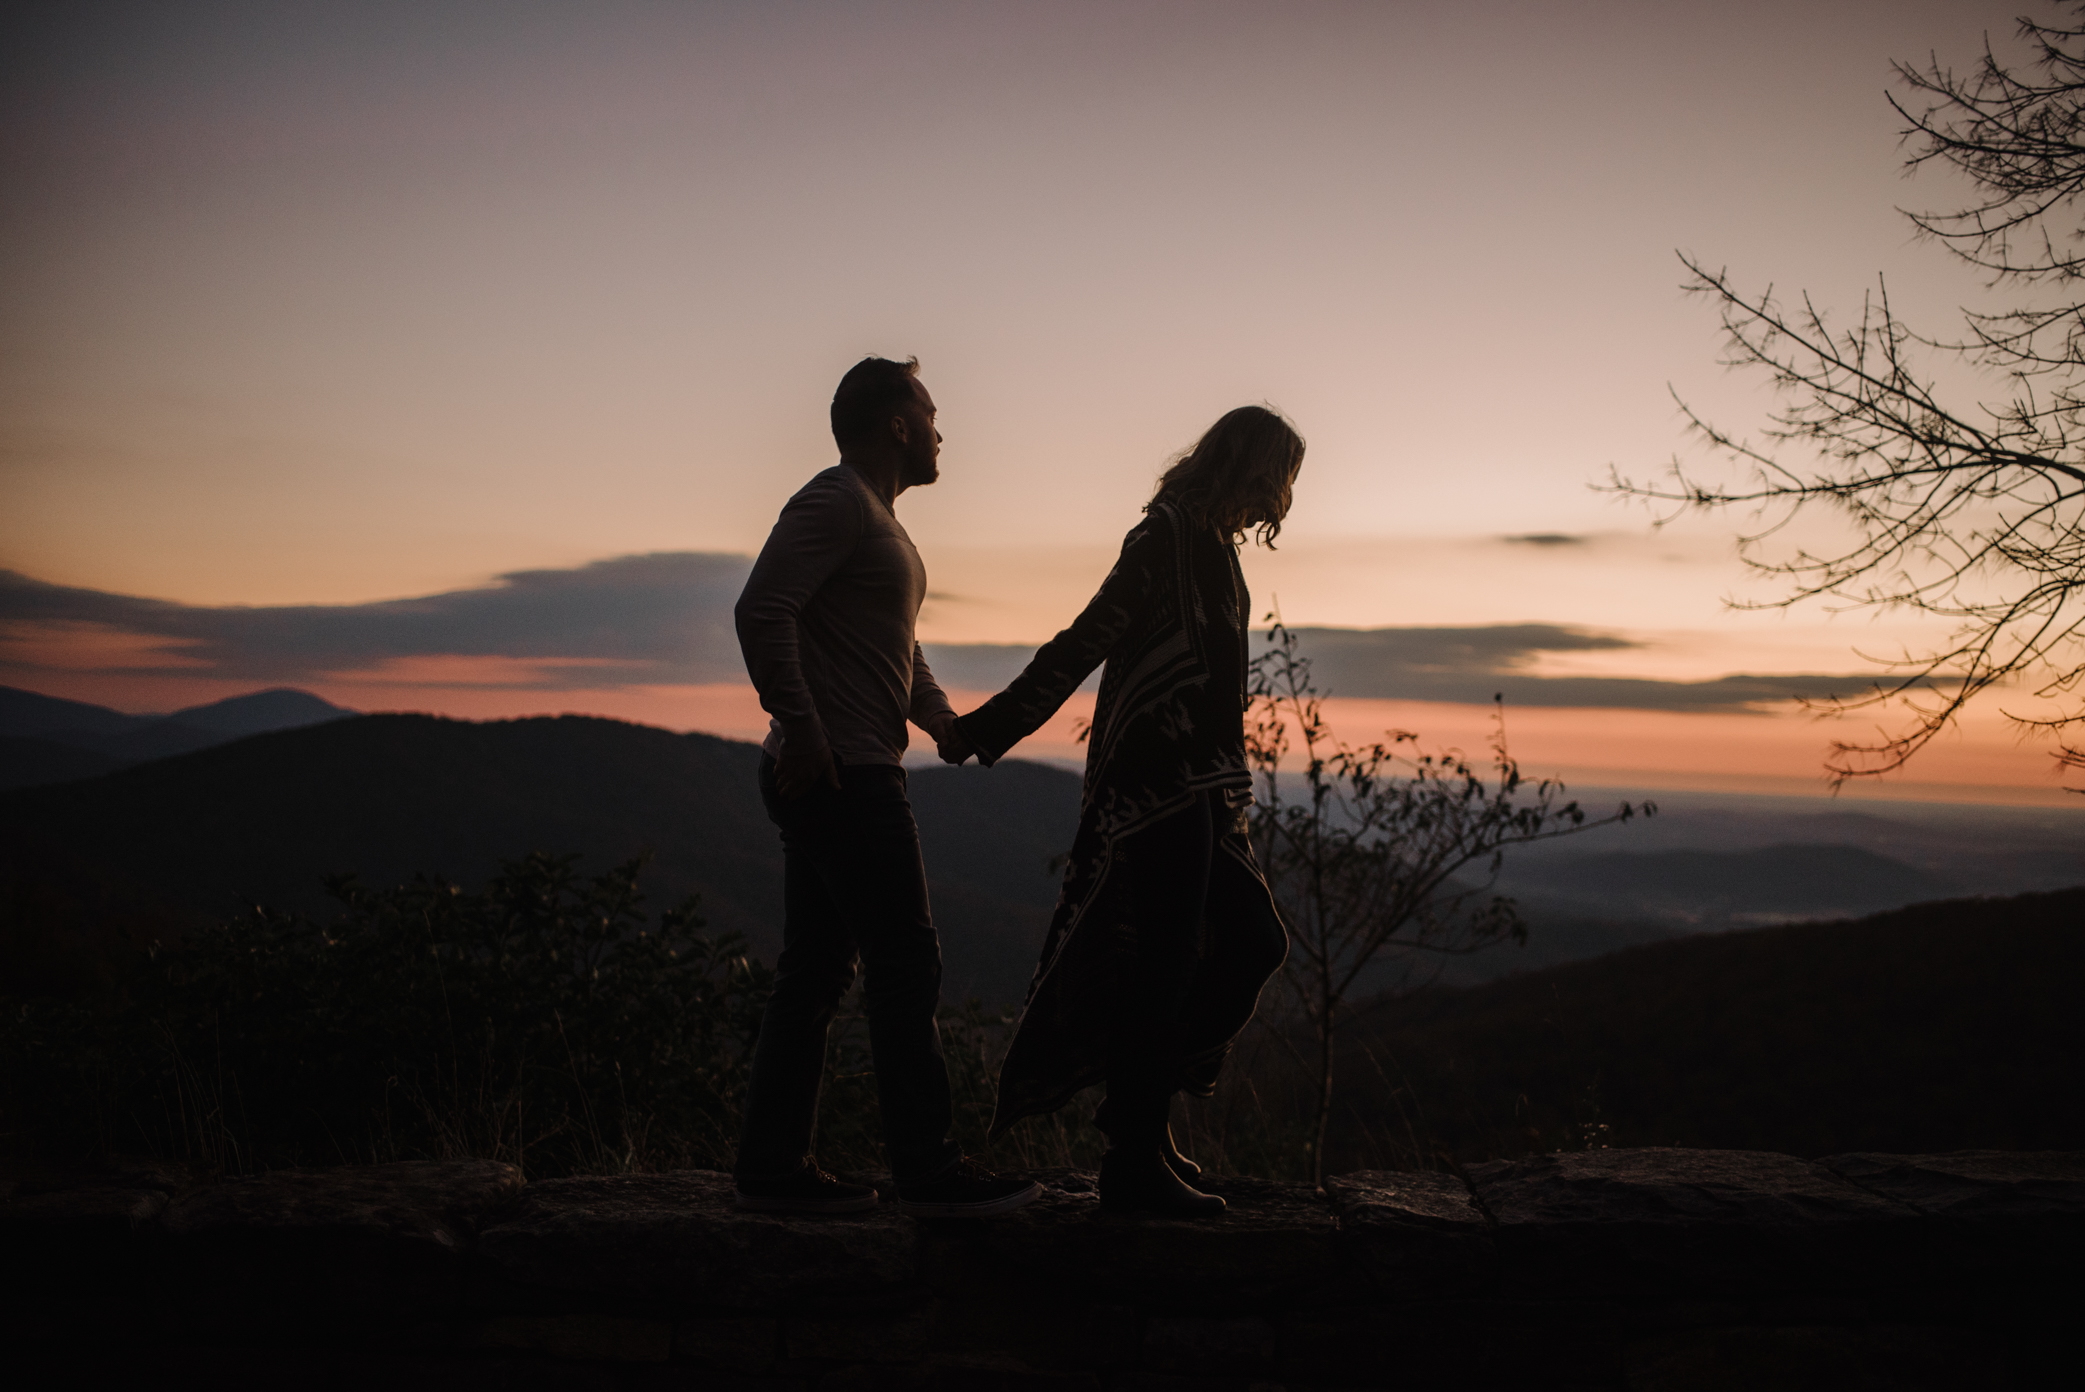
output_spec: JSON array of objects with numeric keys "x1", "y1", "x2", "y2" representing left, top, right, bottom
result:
[{"x1": 6, "y1": 1146, "x2": 2079, "y2": 1390}]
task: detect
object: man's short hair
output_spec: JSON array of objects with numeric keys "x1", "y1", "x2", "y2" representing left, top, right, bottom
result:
[{"x1": 830, "y1": 356, "x2": 921, "y2": 448}]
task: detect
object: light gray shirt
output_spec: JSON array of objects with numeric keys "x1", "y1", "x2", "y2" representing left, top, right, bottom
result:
[{"x1": 734, "y1": 464, "x2": 953, "y2": 767}]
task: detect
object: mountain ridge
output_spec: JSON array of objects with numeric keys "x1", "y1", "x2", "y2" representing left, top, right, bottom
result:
[
  {"x1": 1321, "y1": 885, "x2": 2085, "y2": 1162},
  {"x1": 0, "y1": 684, "x2": 356, "y2": 790},
  {"x1": 0, "y1": 712, "x2": 1078, "y2": 1005},
  {"x1": 2, "y1": 705, "x2": 2074, "y2": 1006}
]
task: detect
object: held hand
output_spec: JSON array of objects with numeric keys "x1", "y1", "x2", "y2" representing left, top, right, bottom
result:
[
  {"x1": 924, "y1": 711, "x2": 976, "y2": 766},
  {"x1": 937, "y1": 728, "x2": 977, "y2": 765},
  {"x1": 775, "y1": 721, "x2": 840, "y2": 800}
]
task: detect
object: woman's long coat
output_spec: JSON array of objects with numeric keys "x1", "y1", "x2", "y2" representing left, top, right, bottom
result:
[{"x1": 955, "y1": 501, "x2": 1289, "y2": 1138}]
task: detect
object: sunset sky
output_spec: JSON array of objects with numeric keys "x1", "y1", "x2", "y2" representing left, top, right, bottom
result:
[{"x1": 4, "y1": 0, "x2": 2077, "y2": 804}]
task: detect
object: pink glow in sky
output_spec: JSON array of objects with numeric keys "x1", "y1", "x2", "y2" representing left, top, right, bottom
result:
[{"x1": 3, "y1": 0, "x2": 2072, "y2": 801}]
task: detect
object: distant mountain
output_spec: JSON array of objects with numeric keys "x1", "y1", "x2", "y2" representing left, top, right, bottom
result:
[
  {"x1": 1505, "y1": 786, "x2": 2085, "y2": 898},
  {"x1": 0, "y1": 686, "x2": 148, "y2": 739},
  {"x1": 1503, "y1": 843, "x2": 1958, "y2": 926},
  {"x1": 156, "y1": 688, "x2": 351, "y2": 737},
  {"x1": 0, "y1": 685, "x2": 356, "y2": 790},
  {"x1": 0, "y1": 713, "x2": 1079, "y2": 1005},
  {"x1": 1431, "y1": 797, "x2": 2085, "y2": 987},
  {"x1": 5, "y1": 701, "x2": 2077, "y2": 1013}
]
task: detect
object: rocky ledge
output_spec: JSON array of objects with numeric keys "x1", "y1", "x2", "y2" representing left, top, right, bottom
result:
[{"x1": 5, "y1": 1148, "x2": 2080, "y2": 1390}]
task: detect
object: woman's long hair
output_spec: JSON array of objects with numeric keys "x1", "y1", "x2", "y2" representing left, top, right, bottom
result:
[{"x1": 1148, "y1": 405, "x2": 1306, "y2": 548}]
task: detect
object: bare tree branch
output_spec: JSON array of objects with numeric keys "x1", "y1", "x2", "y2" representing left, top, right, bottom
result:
[{"x1": 1608, "y1": 6, "x2": 2085, "y2": 785}]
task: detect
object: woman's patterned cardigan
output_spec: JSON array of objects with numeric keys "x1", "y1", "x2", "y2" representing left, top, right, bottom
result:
[{"x1": 956, "y1": 500, "x2": 1289, "y2": 1138}]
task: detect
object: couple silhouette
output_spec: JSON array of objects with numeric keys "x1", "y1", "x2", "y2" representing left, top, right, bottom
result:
[{"x1": 730, "y1": 356, "x2": 1297, "y2": 1220}]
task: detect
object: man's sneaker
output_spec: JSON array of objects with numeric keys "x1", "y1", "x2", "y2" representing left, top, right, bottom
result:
[
  {"x1": 732, "y1": 1164, "x2": 879, "y2": 1214},
  {"x1": 892, "y1": 1157, "x2": 1043, "y2": 1218}
]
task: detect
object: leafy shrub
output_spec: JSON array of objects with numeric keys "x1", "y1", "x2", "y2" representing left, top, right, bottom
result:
[{"x1": 4, "y1": 853, "x2": 770, "y2": 1175}]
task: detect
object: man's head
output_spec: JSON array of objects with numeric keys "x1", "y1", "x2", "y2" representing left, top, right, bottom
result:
[{"x1": 831, "y1": 355, "x2": 940, "y2": 488}]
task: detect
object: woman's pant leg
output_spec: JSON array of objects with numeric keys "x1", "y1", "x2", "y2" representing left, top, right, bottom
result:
[
  {"x1": 1103, "y1": 793, "x2": 1216, "y2": 1144},
  {"x1": 1170, "y1": 837, "x2": 1290, "y2": 1096}
]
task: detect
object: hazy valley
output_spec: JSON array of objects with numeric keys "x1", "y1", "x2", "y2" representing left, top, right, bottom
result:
[{"x1": 4, "y1": 685, "x2": 2081, "y2": 1008}]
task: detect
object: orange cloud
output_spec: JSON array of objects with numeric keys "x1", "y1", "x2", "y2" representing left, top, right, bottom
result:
[
  {"x1": 1233, "y1": 695, "x2": 2080, "y2": 808},
  {"x1": 321, "y1": 654, "x2": 657, "y2": 689},
  {"x1": 943, "y1": 689, "x2": 2075, "y2": 807}
]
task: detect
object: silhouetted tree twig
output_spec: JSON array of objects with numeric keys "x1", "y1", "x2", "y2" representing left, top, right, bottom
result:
[{"x1": 1609, "y1": 6, "x2": 2085, "y2": 787}]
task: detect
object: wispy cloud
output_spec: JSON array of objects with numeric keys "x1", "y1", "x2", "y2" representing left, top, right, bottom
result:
[
  {"x1": 932, "y1": 623, "x2": 1878, "y2": 711},
  {"x1": 1, "y1": 556, "x2": 1882, "y2": 713},
  {"x1": 0, "y1": 554, "x2": 752, "y2": 688},
  {"x1": 1274, "y1": 625, "x2": 1877, "y2": 712}
]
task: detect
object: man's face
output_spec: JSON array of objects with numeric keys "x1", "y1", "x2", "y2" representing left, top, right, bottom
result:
[{"x1": 894, "y1": 378, "x2": 942, "y2": 488}]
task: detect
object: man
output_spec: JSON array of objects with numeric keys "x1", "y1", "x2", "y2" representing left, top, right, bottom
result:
[{"x1": 730, "y1": 355, "x2": 1040, "y2": 1218}]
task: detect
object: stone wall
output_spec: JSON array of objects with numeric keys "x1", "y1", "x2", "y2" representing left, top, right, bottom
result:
[{"x1": 5, "y1": 1148, "x2": 2079, "y2": 1390}]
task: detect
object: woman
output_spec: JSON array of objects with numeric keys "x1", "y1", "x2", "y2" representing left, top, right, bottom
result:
[{"x1": 950, "y1": 405, "x2": 1301, "y2": 1216}]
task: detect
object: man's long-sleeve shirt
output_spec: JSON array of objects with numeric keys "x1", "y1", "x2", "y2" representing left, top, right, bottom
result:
[{"x1": 734, "y1": 464, "x2": 953, "y2": 767}]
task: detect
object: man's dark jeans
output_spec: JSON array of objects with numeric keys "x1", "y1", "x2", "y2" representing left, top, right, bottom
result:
[{"x1": 733, "y1": 755, "x2": 960, "y2": 1184}]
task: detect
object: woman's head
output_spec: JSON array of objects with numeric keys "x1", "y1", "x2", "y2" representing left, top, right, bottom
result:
[{"x1": 1149, "y1": 405, "x2": 1306, "y2": 547}]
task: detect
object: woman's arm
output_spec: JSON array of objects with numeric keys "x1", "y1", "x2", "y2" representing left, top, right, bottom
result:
[{"x1": 956, "y1": 513, "x2": 1172, "y2": 765}]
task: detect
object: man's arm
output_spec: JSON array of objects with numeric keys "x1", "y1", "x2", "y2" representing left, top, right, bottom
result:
[
  {"x1": 909, "y1": 643, "x2": 969, "y2": 763},
  {"x1": 734, "y1": 478, "x2": 859, "y2": 797}
]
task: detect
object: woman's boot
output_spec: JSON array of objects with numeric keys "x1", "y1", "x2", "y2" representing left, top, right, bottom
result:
[
  {"x1": 1098, "y1": 1088, "x2": 1224, "y2": 1217},
  {"x1": 1098, "y1": 1147, "x2": 1226, "y2": 1216},
  {"x1": 1161, "y1": 1120, "x2": 1201, "y2": 1180},
  {"x1": 1098, "y1": 1095, "x2": 1201, "y2": 1180}
]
